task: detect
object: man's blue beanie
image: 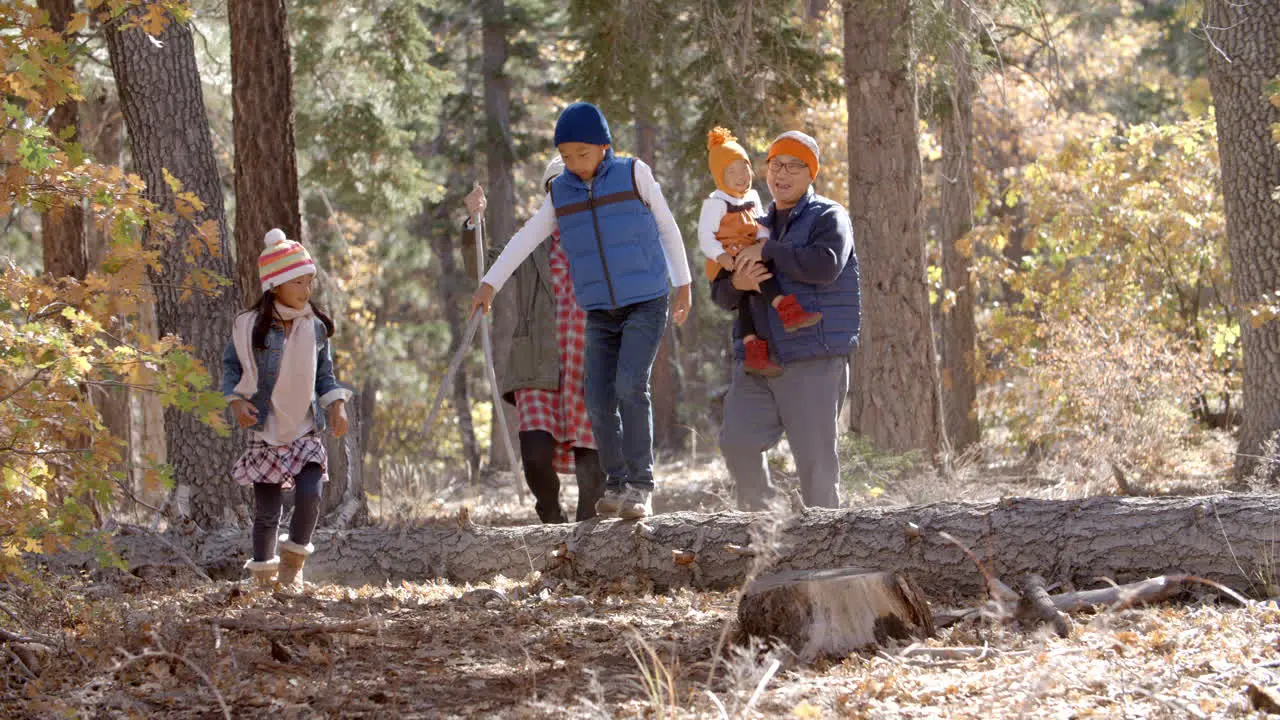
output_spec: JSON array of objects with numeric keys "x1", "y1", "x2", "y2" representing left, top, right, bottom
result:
[{"x1": 553, "y1": 102, "x2": 612, "y2": 146}]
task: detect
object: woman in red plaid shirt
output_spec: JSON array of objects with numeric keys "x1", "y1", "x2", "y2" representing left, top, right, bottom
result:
[{"x1": 462, "y1": 157, "x2": 605, "y2": 523}]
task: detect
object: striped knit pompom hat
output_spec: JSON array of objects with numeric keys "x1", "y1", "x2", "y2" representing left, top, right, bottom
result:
[{"x1": 258, "y1": 228, "x2": 317, "y2": 292}]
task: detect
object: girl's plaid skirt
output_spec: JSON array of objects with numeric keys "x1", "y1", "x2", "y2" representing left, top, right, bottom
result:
[{"x1": 231, "y1": 432, "x2": 328, "y2": 488}]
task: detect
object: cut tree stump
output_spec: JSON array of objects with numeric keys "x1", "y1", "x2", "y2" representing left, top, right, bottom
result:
[
  {"x1": 73, "y1": 494, "x2": 1280, "y2": 596},
  {"x1": 738, "y1": 568, "x2": 933, "y2": 660}
]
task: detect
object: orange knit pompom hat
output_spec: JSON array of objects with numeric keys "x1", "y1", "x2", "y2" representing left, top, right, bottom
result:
[
  {"x1": 766, "y1": 130, "x2": 820, "y2": 181},
  {"x1": 707, "y1": 127, "x2": 751, "y2": 197}
]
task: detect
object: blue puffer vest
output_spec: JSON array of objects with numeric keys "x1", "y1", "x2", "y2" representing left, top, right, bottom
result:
[
  {"x1": 736, "y1": 191, "x2": 861, "y2": 364},
  {"x1": 550, "y1": 152, "x2": 668, "y2": 311}
]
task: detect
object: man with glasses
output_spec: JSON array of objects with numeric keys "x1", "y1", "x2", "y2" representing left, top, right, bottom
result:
[{"x1": 710, "y1": 130, "x2": 861, "y2": 510}]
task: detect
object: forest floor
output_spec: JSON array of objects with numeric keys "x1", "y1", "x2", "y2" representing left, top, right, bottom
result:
[{"x1": 6, "y1": 436, "x2": 1280, "y2": 718}]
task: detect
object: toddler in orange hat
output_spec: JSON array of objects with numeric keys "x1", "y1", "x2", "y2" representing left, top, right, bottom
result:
[{"x1": 698, "y1": 127, "x2": 821, "y2": 376}]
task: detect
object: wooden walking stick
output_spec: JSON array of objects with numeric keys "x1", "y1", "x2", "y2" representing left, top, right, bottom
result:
[
  {"x1": 422, "y1": 308, "x2": 482, "y2": 438},
  {"x1": 471, "y1": 208, "x2": 521, "y2": 475}
]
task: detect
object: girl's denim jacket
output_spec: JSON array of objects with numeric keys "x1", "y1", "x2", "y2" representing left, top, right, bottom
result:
[{"x1": 219, "y1": 317, "x2": 351, "y2": 434}]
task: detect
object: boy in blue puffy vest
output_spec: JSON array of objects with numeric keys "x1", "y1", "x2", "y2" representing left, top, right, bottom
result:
[{"x1": 472, "y1": 102, "x2": 692, "y2": 520}]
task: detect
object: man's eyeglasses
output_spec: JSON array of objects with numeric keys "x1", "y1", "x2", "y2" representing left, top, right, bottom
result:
[{"x1": 768, "y1": 159, "x2": 809, "y2": 176}]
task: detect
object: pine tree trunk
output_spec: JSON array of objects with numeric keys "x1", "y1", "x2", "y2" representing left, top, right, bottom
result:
[
  {"x1": 444, "y1": 222, "x2": 481, "y2": 479},
  {"x1": 843, "y1": 0, "x2": 942, "y2": 455},
  {"x1": 115, "y1": 494, "x2": 1280, "y2": 596},
  {"x1": 104, "y1": 4, "x2": 247, "y2": 529},
  {"x1": 229, "y1": 0, "x2": 302, "y2": 306},
  {"x1": 1204, "y1": 0, "x2": 1280, "y2": 482},
  {"x1": 635, "y1": 107, "x2": 682, "y2": 452},
  {"x1": 37, "y1": 0, "x2": 86, "y2": 280},
  {"x1": 938, "y1": 0, "x2": 979, "y2": 452},
  {"x1": 319, "y1": 393, "x2": 368, "y2": 528},
  {"x1": 481, "y1": 0, "x2": 519, "y2": 469}
]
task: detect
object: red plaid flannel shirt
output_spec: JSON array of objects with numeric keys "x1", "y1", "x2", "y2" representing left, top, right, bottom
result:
[{"x1": 514, "y1": 234, "x2": 596, "y2": 473}]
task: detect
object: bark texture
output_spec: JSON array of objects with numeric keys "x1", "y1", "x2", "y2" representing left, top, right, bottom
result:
[
  {"x1": 37, "y1": 0, "x2": 87, "y2": 280},
  {"x1": 108, "y1": 494, "x2": 1280, "y2": 597},
  {"x1": 634, "y1": 108, "x2": 683, "y2": 452},
  {"x1": 320, "y1": 393, "x2": 368, "y2": 528},
  {"x1": 104, "y1": 4, "x2": 247, "y2": 528},
  {"x1": 843, "y1": 0, "x2": 942, "y2": 455},
  {"x1": 481, "y1": 0, "x2": 520, "y2": 469},
  {"x1": 229, "y1": 0, "x2": 302, "y2": 306},
  {"x1": 938, "y1": 0, "x2": 979, "y2": 452},
  {"x1": 1204, "y1": 1, "x2": 1280, "y2": 481}
]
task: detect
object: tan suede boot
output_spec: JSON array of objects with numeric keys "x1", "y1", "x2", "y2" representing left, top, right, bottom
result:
[
  {"x1": 277, "y1": 540, "x2": 314, "y2": 587},
  {"x1": 246, "y1": 557, "x2": 279, "y2": 589}
]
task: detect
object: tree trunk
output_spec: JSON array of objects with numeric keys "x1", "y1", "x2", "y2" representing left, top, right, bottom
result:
[
  {"x1": 634, "y1": 106, "x2": 682, "y2": 452},
  {"x1": 229, "y1": 0, "x2": 302, "y2": 307},
  {"x1": 104, "y1": 4, "x2": 247, "y2": 529},
  {"x1": 37, "y1": 0, "x2": 86, "y2": 281},
  {"x1": 110, "y1": 494, "x2": 1280, "y2": 596},
  {"x1": 319, "y1": 393, "x2": 368, "y2": 528},
  {"x1": 938, "y1": 0, "x2": 979, "y2": 452},
  {"x1": 843, "y1": 0, "x2": 943, "y2": 455},
  {"x1": 1204, "y1": 0, "x2": 1280, "y2": 482},
  {"x1": 481, "y1": 0, "x2": 519, "y2": 470},
  {"x1": 444, "y1": 217, "x2": 482, "y2": 479}
]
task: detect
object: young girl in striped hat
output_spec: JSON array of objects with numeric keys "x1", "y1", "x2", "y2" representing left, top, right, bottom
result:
[{"x1": 220, "y1": 229, "x2": 352, "y2": 588}]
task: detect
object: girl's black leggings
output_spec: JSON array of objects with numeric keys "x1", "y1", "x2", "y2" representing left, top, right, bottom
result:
[
  {"x1": 520, "y1": 430, "x2": 605, "y2": 523},
  {"x1": 252, "y1": 462, "x2": 324, "y2": 561}
]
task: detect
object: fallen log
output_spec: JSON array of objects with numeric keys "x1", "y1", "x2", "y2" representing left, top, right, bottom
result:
[
  {"x1": 737, "y1": 568, "x2": 932, "y2": 661},
  {"x1": 88, "y1": 493, "x2": 1280, "y2": 596}
]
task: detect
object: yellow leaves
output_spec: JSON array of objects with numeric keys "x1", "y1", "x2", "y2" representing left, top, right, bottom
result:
[
  {"x1": 140, "y1": 3, "x2": 171, "y2": 36},
  {"x1": 65, "y1": 12, "x2": 88, "y2": 35}
]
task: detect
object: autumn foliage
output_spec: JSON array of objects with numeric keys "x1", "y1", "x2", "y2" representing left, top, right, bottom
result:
[{"x1": 1, "y1": 2, "x2": 226, "y2": 573}]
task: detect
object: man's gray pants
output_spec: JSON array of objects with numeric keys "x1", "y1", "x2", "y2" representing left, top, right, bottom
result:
[{"x1": 718, "y1": 355, "x2": 849, "y2": 510}]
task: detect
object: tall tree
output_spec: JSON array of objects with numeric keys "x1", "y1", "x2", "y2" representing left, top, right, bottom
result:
[
  {"x1": 635, "y1": 110, "x2": 684, "y2": 451},
  {"x1": 481, "y1": 0, "x2": 520, "y2": 468},
  {"x1": 844, "y1": 0, "x2": 944, "y2": 455},
  {"x1": 1203, "y1": 0, "x2": 1280, "y2": 481},
  {"x1": 104, "y1": 4, "x2": 246, "y2": 528},
  {"x1": 937, "y1": 0, "x2": 979, "y2": 452},
  {"x1": 229, "y1": 0, "x2": 302, "y2": 306},
  {"x1": 232, "y1": 0, "x2": 366, "y2": 522},
  {"x1": 37, "y1": 0, "x2": 86, "y2": 280}
]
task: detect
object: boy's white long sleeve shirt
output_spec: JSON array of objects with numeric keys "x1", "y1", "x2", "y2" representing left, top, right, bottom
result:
[
  {"x1": 480, "y1": 159, "x2": 692, "y2": 292},
  {"x1": 697, "y1": 188, "x2": 770, "y2": 262}
]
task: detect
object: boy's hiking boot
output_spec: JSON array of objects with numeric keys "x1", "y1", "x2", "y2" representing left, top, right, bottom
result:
[
  {"x1": 246, "y1": 557, "x2": 279, "y2": 589},
  {"x1": 744, "y1": 338, "x2": 783, "y2": 377},
  {"x1": 618, "y1": 485, "x2": 652, "y2": 520},
  {"x1": 277, "y1": 540, "x2": 314, "y2": 588},
  {"x1": 776, "y1": 295, "x2": 823, "y2": 332},
  {"x1": 595, "y1": 487, "x2": 625, "y2": 518}
]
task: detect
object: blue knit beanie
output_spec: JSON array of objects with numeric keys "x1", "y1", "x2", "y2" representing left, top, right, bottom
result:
[{"x1": 554, "y1": 102, "x2": 612, "y2": 146}]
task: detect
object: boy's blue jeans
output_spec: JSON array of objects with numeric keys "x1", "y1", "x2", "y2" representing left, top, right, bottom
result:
[{"x1": 584, "y1": 294, "x2": 670, "y2": 492}]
